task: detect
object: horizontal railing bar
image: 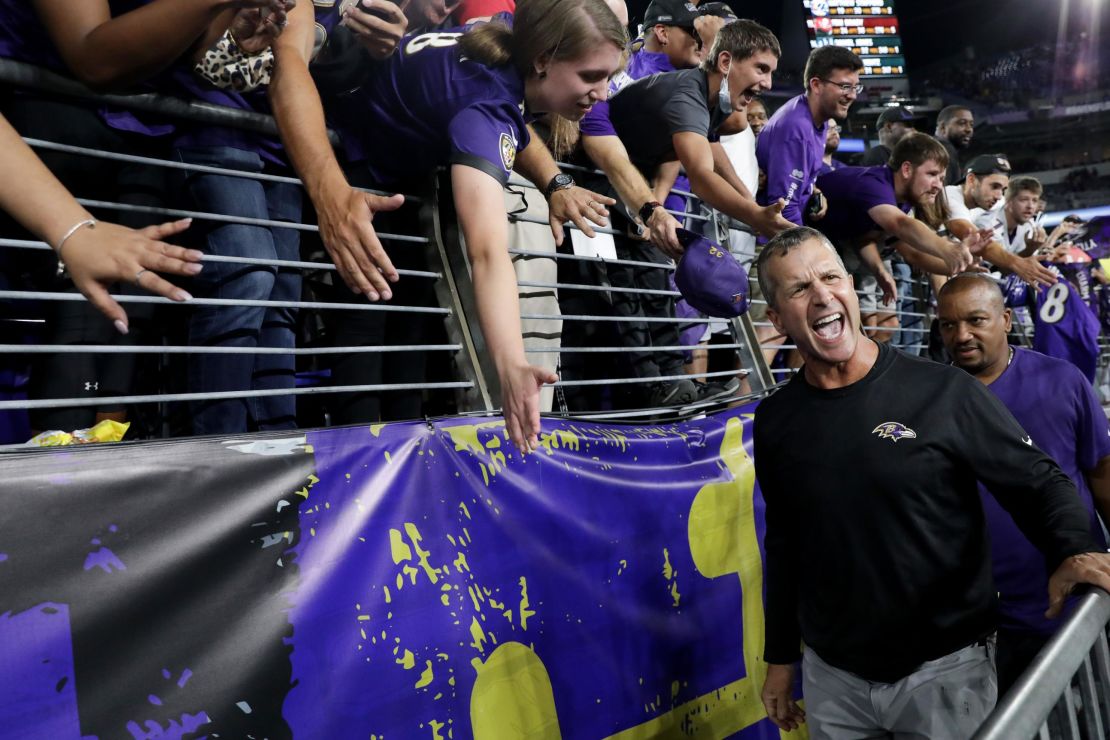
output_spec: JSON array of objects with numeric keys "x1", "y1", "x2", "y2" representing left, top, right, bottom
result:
[
  {"x1": 2, "y1": 344, "x2": 460, "y2": 355},
  {"x1": 0, "y1": 291, "x2": 451, "y2": 314},
  {"x1": 0, "y1": 381, "x2": 474, "y2": 411},
  {"x1": 74, "y1": 198, "x2": 428, "y2": 243},
  {"x1": 24, "y1": 137, "x2": 420, "y2": 203},
  {"x1": 552, "y1": 369, "x2": 746, "y2": 387},
  {"x1": 508, "y1": 248, "x2": 674, "y2": 271},
  {"x1": 0, "y1": 239, "x2": 442, "y2": 278},
  {"x1": 525, "y1": 344, "x2": 744, "y2": 354}
]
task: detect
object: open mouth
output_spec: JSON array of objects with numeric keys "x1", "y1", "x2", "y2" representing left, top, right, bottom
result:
[
  {"x1": 955, "y1": 345, "x2": 980, "y2": 358},
  {"x1": 812, "y1": 312, "x2": 845, "y2": 342}
]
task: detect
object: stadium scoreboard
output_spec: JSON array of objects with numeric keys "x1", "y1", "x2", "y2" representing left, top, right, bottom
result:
[{"x1": 802, "y1": 0, "x2": 907, "y2": 78}]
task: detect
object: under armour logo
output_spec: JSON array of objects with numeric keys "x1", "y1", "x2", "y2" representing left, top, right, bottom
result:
[
  {"x1": 84, "y1": 382, "x2": 98, "y2": 392},
  {"x1": 1022, "y1": 435, "x2": 1033, "y2": 446}
]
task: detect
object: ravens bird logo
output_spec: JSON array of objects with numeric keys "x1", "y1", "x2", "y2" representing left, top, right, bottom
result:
[{"x1": 872, "y1": 422, "x2": 917, "y2": 442}]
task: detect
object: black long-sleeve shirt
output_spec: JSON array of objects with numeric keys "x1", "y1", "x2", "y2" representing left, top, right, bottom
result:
[{"x1": 754, "y1": 342, "x2": 1098, "y2": 682}]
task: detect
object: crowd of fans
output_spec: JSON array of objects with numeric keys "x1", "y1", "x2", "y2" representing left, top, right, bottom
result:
[
  {"x1": 920, "y1": 39, "x2": 1110, "y2": 109},
  {"x1": 0, "y1": 0, "x2": 1106, "y2": 445},
  {"x1": 0, "y1": 0, "x2": 1109, "y2": 732}
]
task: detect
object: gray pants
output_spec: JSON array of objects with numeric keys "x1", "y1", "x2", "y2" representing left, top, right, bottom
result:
[{"x1": 803, "y1": 642, "x2": 997, "y2": 739}]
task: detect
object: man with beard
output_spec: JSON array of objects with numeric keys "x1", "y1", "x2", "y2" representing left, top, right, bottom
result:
[
  {"x1": 938, "y1": 273, "x2": 1110, "y2": 693},
  {"x1": 998, "y1": 175, "x2": 1052, "y2": 256},
  {"x1": 935, "y1": 105, "x2": 974, "y2": 185},
  {"x1": 752, "y1": 226, "x2": 1110, "y2": 737},
  {"x1": 814, "y1": 133, "x2": 980, "y2": 309},
  {"x1": 944, "y1": 155, "x2": 1057, "y2": 287}
]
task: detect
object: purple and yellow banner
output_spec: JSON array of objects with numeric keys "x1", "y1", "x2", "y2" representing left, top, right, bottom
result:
[{"x1": 0, "y1": 403, "x2": 798, "y2": 739}]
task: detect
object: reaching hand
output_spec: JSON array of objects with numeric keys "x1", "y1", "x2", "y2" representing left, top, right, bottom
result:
[
  {"x1": 316, "y1": 182, "x2": 405, "y2": 299},
  {"x1": 761, "y1": 663, "x2": 805, "y2": 731},
  {"x1": 752, "y1": 198, "x2": 794, "y2": 238},
  {"x1": 500, "y1": 363, "x2": 559, "y2": 454},
  {"x1": 877, "y1": 268, "x2": 898, "y2": 306},
  {"x1": 946, "y1": 233, "x2": 979, "y2": 274},
  {"x1": 229, "y1": 1, "x2": 295, "y2": 54},
  {"x1": 1012, "y1": 254, "x2": 1060, "y2": 288},
  {"x1": 63, "y1": 218, "x2": 201, "y2": 333},
  {"x1": 644, "y1": 206, "x2": 683, "y2": 259},
  {"x1": 341, "y1": 0, "x2": 410, "y2": 60},
  {"x1": 547, "y1": 185, "x2": 615, "y2": 246}
]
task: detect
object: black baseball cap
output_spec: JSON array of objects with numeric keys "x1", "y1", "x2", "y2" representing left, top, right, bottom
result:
[
  {"x1": 643, "y1": 0, "x2": 701, "y2": 29},
  {"x1": 698, "y1": 2, "x2": 739, "y2": 21},
  {"x1": 963, "y1": 154, "x2": 1012, "y2": 180},
  {"x1": 877, "y1": 105, "x2": 923, "y2": 127}
]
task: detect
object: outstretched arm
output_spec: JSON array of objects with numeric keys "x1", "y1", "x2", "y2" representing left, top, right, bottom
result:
[
  {"x1": 34, "y1": 0, "x2": 290, "y2": 90},
  {"x1": 0, "y1": 113, "x2": 201, "y2": 330},
  {"x1": 452, "y1": 164, "x2": 557, "y2": 453}
]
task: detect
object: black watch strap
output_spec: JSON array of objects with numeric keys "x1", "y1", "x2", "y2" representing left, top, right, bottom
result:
[
  {"x1": 543, "y1": 173, "x2": 575, "y2": 198},
  {"x1": 638, "y1": 201, "x2": 663, "y2": 224}
]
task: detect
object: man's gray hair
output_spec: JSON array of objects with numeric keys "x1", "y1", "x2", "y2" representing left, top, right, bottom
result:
[{"x1": 754, "y1": 226, "x2": 845, "y2": 309}]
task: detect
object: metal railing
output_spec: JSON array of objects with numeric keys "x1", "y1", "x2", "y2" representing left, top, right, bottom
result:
[
  {"x1": 2, "y1": 58, "x2": 1106, "y2": 442},
  {"x1": 976, "y1": 589, "x2": 1110, "y2": 740}
]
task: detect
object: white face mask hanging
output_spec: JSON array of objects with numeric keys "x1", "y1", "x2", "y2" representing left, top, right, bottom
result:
[{"x1": 718, "y1": 59, "x2": 733, "y2": 116}]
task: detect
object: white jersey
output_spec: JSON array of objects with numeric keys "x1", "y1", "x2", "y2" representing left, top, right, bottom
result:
[{"x1": 718, "y1": 126, "x2": 759, "y2": 264}]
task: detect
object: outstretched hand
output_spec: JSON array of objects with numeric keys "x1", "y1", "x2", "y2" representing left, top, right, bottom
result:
[
  {"x1": 500, "y1": 364, "x2": 559, "y2": 454},
  {"x1": 63, "y1": 218, "x2": 201, "y2": 333},
  {"x1": 316, "y1": 183, "x2": 405, "y2": 299},
  {"x1": 547, "y1": 186, "x2": 615, "y2": 245}
]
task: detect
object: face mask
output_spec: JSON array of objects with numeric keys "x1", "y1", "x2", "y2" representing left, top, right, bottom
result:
[{"x1": 718, "y1": 62, "x2": 733, "y2": 116}]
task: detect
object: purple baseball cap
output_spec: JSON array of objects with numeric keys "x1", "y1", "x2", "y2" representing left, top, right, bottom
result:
[{"x1": 673, "y1": 229, "x2": 749, "y2": 318}]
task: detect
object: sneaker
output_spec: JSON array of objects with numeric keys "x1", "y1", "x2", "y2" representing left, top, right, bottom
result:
[
  {"x1": 647, "y1": 379, "x2": 698, "y2": 407},
  {"x1": 693, "y1": 377, "x2": 741, "y2": 403}
]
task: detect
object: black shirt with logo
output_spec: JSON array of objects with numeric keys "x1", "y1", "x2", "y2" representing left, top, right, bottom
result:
[{"x1": 753, "y1": 341, "x2": 1097, "y2": 682}]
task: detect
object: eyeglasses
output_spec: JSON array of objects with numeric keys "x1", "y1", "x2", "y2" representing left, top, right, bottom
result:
[{"x1": 820, "y1": 79, "x2": 864, "y2": 95}]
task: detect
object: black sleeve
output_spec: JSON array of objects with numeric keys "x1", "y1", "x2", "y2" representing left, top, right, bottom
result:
[
  {"x1": 959, "y1": 376, "x2": 1099, "y2": 569},
  {"x1": 859, "y1": 146, "x2": 889, "y2": 167},
  {"x1": 754, "y1": 406, "x2": 803, "y2": 664}
]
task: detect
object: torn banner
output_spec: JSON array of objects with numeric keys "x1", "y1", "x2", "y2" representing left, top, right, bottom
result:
[{"x1": 0, "y1": 403, "x2": 786, "y2": 739}]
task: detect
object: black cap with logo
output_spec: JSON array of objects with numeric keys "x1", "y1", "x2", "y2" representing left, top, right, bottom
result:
[{"x1": 643, "y1": 0, "x2": 701, "y2": 29}]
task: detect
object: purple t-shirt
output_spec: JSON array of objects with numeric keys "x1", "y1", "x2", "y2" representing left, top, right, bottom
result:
[
  {"x1": 755, "y1": 94, "x2": 827, "y2": 226},
  {"x1": 580, "y1": 49, "x2": 674, "y2": 138},
  {"x1": 815, "y1": 164, "x2": 910, "y2": 245},
  {"x1": 329, "y1": 26, "x2": 530, "y2": 188},
  {"x1": 978, "y1": 347, "x2": 1110, "y2": 634}
]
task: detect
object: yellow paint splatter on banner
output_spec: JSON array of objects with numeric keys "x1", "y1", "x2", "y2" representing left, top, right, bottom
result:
[
  {"x1": 396, "y1": 650, "x2": 415, "y2": 670},
  {"x1": 390, "y1": 529, "x2": 413, "y2": 564},
  {"x1": 518, "y1": 577, "x2": 535, "y2": 631},
  {"x1": 416, "y1": 661, "x2": 434, "y2": 689}
]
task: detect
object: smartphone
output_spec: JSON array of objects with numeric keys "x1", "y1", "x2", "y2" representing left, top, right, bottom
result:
[{"x1": 338, "y1": 0, "x2": 361, "y2": 16}]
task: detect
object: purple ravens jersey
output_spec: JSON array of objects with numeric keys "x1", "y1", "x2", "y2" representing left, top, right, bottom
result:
[
  {"x1": 329, "y1": 24, "x2": 530, "y2": 188},
  {"x1": 978, "y1": 347, "x2": 1110, "y2": 634},
  {"x1": 1004, "y1": 272, "x2": 1100, "y2": 382}
]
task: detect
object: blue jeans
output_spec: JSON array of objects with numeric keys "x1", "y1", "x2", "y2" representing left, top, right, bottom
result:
[
  {"x1": 890, "y1": 259, "x2": 919, "y2": 352},
  {"x1": 175, "y1": 146, "x2": 302, "y2": 435}
]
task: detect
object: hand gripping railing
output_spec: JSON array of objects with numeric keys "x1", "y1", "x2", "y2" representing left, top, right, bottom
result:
[{"x1": 975, "y1": 589, "x2": 1110, "y2": 740}]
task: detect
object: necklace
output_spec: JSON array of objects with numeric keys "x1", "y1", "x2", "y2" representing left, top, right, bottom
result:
[{"x1": 1006, "y1": 346, "x2": 1014, "y2": 367}]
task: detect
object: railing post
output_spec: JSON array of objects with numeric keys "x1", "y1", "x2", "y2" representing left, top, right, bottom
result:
[{"x1": 423, "y1": 172, "x2": 496, "y2": 414}]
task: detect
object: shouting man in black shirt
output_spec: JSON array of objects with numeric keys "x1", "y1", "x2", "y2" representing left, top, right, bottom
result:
[{"x1": 752, "y1": 226, "x2": 1110, "y2": 738}]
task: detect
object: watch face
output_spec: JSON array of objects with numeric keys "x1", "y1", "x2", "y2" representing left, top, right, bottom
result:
[{"x1": 554, "y1": 173, "x2": 574, "y2": 188}]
